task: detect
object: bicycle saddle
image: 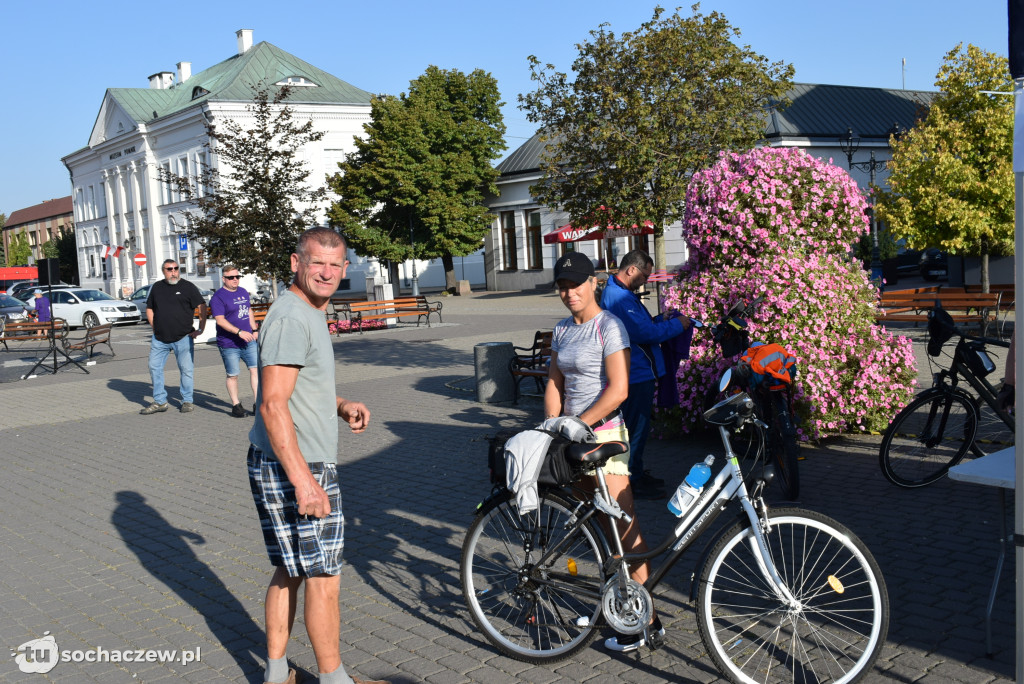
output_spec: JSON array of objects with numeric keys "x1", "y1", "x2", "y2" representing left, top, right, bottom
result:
[{"x1": 565, "y1": 441, "x2": 628, "y2": 466}]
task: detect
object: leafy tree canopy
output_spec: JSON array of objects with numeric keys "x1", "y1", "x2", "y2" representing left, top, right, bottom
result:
[
  {"x1": 161, "y1": 84, "x2": 326, "y2": 288},
  {"x1": 55, "y1": 226, "x2": 79, "y2": 285},
  {"x1": 7, "y1": 231, "x2": 31, "y2": 266},
  {"x1": 519, "y1": 4, "x2": 793, "y2": 268},
  {"x1": 327, "y1": 65, "x2": 505, "y2": 291},
  {"x1": 875, "y1": 44, "x2": 1013, "y2": 281}
]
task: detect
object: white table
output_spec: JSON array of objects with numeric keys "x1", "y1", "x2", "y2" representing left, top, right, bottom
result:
[{"x1": 948, "y1": 447, "x2": 1016, "y2": 656}]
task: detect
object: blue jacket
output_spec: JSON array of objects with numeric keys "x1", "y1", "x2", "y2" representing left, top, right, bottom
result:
[{"x1": 600, "y1": 275, "x2": 685, "y2": 383}]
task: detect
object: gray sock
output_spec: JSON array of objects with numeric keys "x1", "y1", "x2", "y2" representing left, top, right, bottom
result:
[
  {"x1": 320, "y1": 664, "x2": 355, "y2": 684},
  {"x1": 265, "y1": 656, "x2": 289, "y2": 683}
]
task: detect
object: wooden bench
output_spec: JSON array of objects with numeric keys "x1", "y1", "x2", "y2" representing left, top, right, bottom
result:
[
  {"x1": 342, "y1": 296, "x2": 443, "y2": 332},
  {"x1": 876, "y1": 290, "x2": 1001, "y2": 336},
  {"x1": 965, "y1": 284, "x2": 1015, "y2": 335},
  {"x1": 0, "y1": 318, "x2": 68, "y2": 351},
  {"x1": 509, "y1": 330, "x2": 553, "y2": 402},
  {"x1": 251, "y1": 302, "x2": 271, "y2": 325},
  {"x1": 62, "y1": 322, "x2": 114, "y2": 358}
]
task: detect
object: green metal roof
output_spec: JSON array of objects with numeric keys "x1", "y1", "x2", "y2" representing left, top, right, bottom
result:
[
  {"x1": 497, "y1": 82, "x2": 938, "y2": 177},
  {"x1": 107, "y1": 41, "x2": 374, "y2": 125}
]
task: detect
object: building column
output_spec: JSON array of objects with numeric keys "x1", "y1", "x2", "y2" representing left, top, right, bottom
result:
[
  {"x1": 128, "y1": 161, "x2": 146, "y2": 290},
  {"x1": 101, "y1": 169, "x2": 117, "y2": 295},
  {"x1": 142, "y1": 158, "x2": 163, "y2": 281}
]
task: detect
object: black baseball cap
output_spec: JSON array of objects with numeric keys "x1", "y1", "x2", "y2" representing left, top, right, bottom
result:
[{"x1": 553, "y1": 251, "x2": 595, "y2": 285}]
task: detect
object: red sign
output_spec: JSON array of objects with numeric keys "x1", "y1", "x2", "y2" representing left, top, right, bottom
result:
[{"x1": 133, "y1": 253, "x2": 147, "y2": 266}]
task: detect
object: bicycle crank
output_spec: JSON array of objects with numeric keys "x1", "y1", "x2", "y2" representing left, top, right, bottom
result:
[{"x1": 600, "y1": 575, "x2": 653, "y2": 635}]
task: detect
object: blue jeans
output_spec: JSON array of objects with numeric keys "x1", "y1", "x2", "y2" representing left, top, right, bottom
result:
[
  {"x1": 149, "y1": 335, "x2": 195, "y2": 404},
  {"x1": 218, "y1": 342, "x2": 257, "y2": 377},
  {"x1": 621, "y1": 379, "x2": 657, "y2": 480}
]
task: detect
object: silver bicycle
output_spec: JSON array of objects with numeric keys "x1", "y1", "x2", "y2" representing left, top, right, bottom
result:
[{"x1": 461, "y1": 369, "x2": 890, "y2": 683}]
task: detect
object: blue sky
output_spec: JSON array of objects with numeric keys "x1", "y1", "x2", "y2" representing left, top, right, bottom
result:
[{"x1": 0, "y1": 0, "x2": 1009, "y2": 217}]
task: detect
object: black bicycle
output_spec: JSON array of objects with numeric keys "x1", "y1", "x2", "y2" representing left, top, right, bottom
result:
[
  {"x1": 462, "y1": 369, "x2": 889, "y2": 682},
  {"x1": 879, "y1": 305, "x2": 1014, "y2": 488}
]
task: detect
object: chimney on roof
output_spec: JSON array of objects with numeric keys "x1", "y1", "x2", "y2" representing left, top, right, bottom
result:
[
  {"x1": 236, "y1": 29, "x2": 253, "y2": 55},
  {"x1": 148, "y1": 71, "x2": 175, "y2": 89},
  {"x1": 177, "y1": 61, "x2": 192, "y2": 83}
]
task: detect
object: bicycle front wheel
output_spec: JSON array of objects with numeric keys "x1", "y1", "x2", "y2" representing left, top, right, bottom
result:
[
  {"x1": 460, "y1": 489, "x2": 607, "y2": 663},
  {"x1": 879, "y1": 388, "x2": 978, "y2": 488},
  {"x1": 697, "y1": 508, "x2": 888, "y2": 684}
]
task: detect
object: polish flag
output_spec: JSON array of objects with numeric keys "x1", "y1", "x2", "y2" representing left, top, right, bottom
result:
[
  {"x1": 102, "y1": 245, "x2": 112, "y2": 258},
  {"x1": 112, "y1": 245, "x2": 124, "y2": 258}
]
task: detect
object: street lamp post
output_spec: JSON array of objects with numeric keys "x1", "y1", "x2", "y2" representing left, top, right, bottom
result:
[
  {"x1": 838, "y1": 127, "x2": 889, "y2": 287},
  {"x1": 408, "y1": 215, "x2": 419, "y2": 296}
]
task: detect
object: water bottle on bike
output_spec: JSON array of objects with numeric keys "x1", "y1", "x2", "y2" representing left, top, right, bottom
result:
[{"x1": 667, "y1": 455, "x2": 714, "y2": 517}]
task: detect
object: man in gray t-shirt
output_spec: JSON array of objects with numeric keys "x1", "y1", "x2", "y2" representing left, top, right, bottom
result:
[{"x1": 247, "y1": 228, "x2": 384, "y2": 684}]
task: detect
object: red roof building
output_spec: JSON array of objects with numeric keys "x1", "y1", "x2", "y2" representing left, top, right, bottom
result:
[{"x1": 4, "y1": 196, "x2": 73, "y2": 263}]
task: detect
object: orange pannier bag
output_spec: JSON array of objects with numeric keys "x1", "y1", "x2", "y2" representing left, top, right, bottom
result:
[{"x1": 741, "y1": 342, "x2": 797, "y2": 390}]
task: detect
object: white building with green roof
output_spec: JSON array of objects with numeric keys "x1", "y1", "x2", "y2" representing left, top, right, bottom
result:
[{"x1": 62, "y1": 29, "x2": 375, "y2": 297}]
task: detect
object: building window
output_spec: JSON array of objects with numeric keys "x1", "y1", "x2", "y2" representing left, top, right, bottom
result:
[
  {"x1": 275, "y1": 76, "x2": 318, "y2": 87},
  {"x1": 160, "y1": 162, "x2": 173, "y2": 205},
  {"x1": 560, "y1": 242, "x2": 577, "y2": 255},
  {"x1": 500, "y1": 211, "x2": 518, "y2": 270},
  {"x1": 525, "y1": 210, "x2": 543, "y2": 269}
]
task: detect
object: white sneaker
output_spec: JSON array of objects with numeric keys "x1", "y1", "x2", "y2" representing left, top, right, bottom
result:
[{"x1": 604, "y1": 618, "x2": 665, "y2": 653}]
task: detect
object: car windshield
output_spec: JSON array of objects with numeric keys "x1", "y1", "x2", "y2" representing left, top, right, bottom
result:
[
  {"x1": 0, "y1": 294, "x2": 23, "y2": 307},
  {"x1": 75, "y1": 290, "x2": 116, "y2": 302}
]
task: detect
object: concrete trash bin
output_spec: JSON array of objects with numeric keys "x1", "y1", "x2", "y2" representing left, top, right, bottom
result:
[{"x1": 474, "y1": 342, "x2": 516, "y2": 403}]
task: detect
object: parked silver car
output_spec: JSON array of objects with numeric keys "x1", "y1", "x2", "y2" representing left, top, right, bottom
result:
[
  {"x1": 23, "y1": 288, "x2": 141, "y2": 328},
  {"x1": 0, "y1": 293, "x2": 31, "y2": 323}
]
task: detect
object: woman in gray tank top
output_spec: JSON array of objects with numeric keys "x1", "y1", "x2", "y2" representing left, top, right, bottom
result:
[{"x1": 544, "y1": 252, "x2": 664, "y2": 653}]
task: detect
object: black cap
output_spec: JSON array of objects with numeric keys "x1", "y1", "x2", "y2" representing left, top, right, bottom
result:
[{"x1": 553, "y1": 251, "x2": 595, "y2": 285}]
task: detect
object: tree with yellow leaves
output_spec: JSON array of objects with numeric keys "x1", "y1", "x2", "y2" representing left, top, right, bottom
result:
[{"x1": 876, "y1": 44, "x2": 1013, "y2": 291}]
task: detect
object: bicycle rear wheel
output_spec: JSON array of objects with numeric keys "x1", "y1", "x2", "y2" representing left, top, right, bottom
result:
[
  {"x1": 697, "y1": 508, "x2": 888, "y2": 684},
  {"x1": 460, "y1": 489, "x2": 607, "y2": 663},
  {"x1": 879, "y1": 388, "x2": 978, "y2": 488}
]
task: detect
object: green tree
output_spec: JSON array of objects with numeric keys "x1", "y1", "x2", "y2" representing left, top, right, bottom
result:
[
  {"x1": 42, "y1": 240, "x2": 59, "y2": 259},
  {"x1": 519, "y1": 4, "x2": 793, "y2": 270},
  {"x1": 161, "y1": 84, "x2": 326, "y2": 291},
  {"x1": 55, "y1": 226, "x2": 79, "y2": 285},
  {"x1": 7, "y1": 231, "x2": 31, "y2": 266},
  {"x1": 875, "y1": 43, "x2": 1013, "y2": 291},
  {"x1": 327, "y1": 66, "x2": 505, "y2": 292}
]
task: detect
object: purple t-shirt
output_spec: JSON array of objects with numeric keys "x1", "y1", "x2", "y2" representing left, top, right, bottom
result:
[{"x1": 210, "y1": 286, "x2": 253, "y2": 349}]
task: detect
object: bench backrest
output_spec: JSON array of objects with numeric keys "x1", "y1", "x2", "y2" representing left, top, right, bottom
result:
[
  {"x1": 879, "y1": 293, "x2": 1000, "y2": 310},
  {"x1": 349, "y1": 298, "x2": 423, "y2": 312}
]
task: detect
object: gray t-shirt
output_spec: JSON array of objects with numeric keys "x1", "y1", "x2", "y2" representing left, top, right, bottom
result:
[
  {"x1": 249, "y1": 290, "x2": 339, "y2": 464},
  {"x1": 551, "y1": 310, "x2": 630, "y2": 417}
]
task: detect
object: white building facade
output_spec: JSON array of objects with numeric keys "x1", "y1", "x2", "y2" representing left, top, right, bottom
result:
[{"x1": 62, "y1": 30, "x2": 377, "y2": 298}]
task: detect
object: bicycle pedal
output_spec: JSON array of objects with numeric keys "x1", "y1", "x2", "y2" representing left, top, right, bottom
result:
[{"x1": 646, "y1": 629, "x2": 665, "y2": 651}]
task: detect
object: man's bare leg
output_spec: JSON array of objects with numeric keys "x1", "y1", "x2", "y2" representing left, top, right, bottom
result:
[
  {"x1": 265, "y1": 567, "x2": 301, "y2": 659},
  {"x1": 305, "y1": 573, "x2": 342, "y2": 674}
]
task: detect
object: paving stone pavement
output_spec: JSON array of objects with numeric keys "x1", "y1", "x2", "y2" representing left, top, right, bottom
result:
[{"x1": 0, "y1": 289, "x2": 1016, "y2": 683}]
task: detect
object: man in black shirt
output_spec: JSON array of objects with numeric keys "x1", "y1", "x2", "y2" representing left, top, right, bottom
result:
[{"x1": 140, "y1": 259, "x2": 207, "y2": 414}]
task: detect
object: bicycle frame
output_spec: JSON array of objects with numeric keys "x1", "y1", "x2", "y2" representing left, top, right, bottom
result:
[
  {"x1": 527, "y1": 411, "x2": 797, "y2": 607},
  {"x1": 936, "y1": 334, "x2": 1013, "y2": 441}
]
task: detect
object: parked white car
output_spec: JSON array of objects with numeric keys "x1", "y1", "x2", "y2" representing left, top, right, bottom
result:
[{"x1": 24, "y1": 288, "x2": 141, "y2": 328}]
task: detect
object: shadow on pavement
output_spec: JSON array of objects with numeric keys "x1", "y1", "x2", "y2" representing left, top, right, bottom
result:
[{"x1": 111, "y1": 490, "x2": 265, "y2": 681}]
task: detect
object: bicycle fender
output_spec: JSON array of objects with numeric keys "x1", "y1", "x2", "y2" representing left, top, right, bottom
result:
[{"x1": 472, "y1": 487, "x2": 509, "y2": 515}]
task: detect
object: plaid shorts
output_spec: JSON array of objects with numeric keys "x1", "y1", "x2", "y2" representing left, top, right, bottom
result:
[{"x1": 248, "y1": 446, "x2": 344, "y2": 577}]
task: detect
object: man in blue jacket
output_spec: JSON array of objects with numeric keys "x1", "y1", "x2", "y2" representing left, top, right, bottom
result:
[{"x1": 601, "y1": 250, "x2": 690, "y2": 499}]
